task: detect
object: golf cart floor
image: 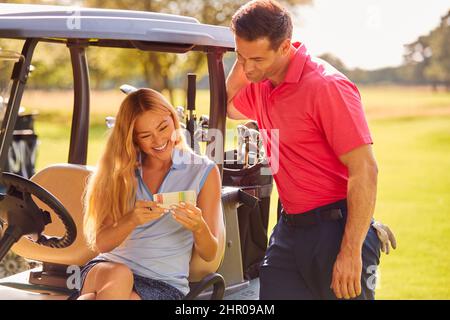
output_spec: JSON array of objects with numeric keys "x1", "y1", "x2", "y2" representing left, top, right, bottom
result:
[
  {"x1": 223, "y1": 278, "x2": 259, "y2": 300},
  {"x1": 0, "y1": 268, "x2": 68, "y2": 300}
]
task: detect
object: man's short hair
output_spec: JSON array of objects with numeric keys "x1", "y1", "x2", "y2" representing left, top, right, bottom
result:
[{"x1": 231, "y1": 0, "x2": 293, "y2": 50}]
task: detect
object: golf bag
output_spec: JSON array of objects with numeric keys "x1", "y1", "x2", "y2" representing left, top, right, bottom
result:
[
  {"x1": 4, "y1": 114, "x2": 38, "y2": 179},
  {"x1": 223, "y1": 151, "x2": 273, "y2": 280}
]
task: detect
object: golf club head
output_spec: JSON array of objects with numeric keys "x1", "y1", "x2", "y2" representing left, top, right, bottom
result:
[
  {"x1": 120, "y1": 84, "x2": 138, "y2": 95},
  {"x1": 105, "y1": 116, "x2": 116, "y2": 128},
  {"x1": 237, "y1": 124, "x2": 250, "y2": 140},
  {"x1": 248, "y1": 128, "x2": 260, "y2": 144},
  {"x1": 243, "y1": 120, "x2": 258, "y2": 131},
  {"x1": 176, "y1": 106, "x2": 186, "y2": 122},
  {"x1": 199, "y1": 115, "x2": 209, "y2": 127}
]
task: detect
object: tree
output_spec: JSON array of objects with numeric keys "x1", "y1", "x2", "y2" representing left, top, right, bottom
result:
[
  {"x1": 424, "y1": 10, "x2": 450, "y2": 90},
  {"x1": 404, "y1": 10, "x2": 450, "y2": 90},
  {"x1": 317, "y1": 53, "x2": 348, "y2": 73}
]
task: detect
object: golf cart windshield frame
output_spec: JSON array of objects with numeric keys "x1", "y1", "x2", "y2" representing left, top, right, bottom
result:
[{"x1": 0, "y1": 3, "x2": 234, "y2": 50}]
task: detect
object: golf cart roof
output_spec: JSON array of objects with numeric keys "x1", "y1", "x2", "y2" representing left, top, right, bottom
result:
[{"x1": 0, "y1": 3, "x2": 234, "y2": 51}]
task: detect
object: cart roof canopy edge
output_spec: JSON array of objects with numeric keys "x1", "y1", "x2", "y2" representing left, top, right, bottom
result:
[{"x1": 0, "y1": 3, "x2": 235, "y2": 51}]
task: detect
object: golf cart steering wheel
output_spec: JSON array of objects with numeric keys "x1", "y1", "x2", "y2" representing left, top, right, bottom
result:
[{"x1": 0, "y1": 172, "x2": 76, "y2": 257}]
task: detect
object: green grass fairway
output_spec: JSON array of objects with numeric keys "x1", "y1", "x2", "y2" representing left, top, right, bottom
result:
[{"x1": 369, "y1": 116, "x2": 450, "y2": 299}]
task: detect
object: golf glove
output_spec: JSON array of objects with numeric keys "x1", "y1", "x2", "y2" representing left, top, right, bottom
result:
[{"x1": 372, "y1": 220, "x2": 397, "y2": 254}]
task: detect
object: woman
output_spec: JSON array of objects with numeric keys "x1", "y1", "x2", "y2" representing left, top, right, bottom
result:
[{"x1": 74, "y1": 88, "x2": 221, "y2": 300}]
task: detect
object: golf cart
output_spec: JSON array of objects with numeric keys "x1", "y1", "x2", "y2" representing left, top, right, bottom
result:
[{"x1": 0, "y1": 4, "x2": 272, "y2": 300}]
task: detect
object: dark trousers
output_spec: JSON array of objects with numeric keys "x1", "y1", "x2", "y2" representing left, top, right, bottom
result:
[{"x1": 259, "y1": 200, "x2": 381, "y2": 300}]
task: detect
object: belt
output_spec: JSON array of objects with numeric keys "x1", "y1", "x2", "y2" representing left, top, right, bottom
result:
[{"x1": 281, "y1": 199, "x2": 347, "y2": 227}]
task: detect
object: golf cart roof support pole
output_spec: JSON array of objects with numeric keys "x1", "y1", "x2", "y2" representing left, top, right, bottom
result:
[
  {"x1": 68, "y1": 40, "x2": 90, "y2": 165},
  {"x1": 206, "y1": 48, "x2": 227, "y2": 178},
  {"x1": 0, "y1": 38, "x2": 38, "y2": 173}
]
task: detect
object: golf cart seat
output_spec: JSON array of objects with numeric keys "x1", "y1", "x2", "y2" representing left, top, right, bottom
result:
[{"x1": 0, "y1": 163, "x2": 226, "y2": 299}]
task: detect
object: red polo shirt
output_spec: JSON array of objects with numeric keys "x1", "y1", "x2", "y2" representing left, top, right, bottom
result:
[{"x1": 233, "y1": 42, "x2": 373, "y2": 214}]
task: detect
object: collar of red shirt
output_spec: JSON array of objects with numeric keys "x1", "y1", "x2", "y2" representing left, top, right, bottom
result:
[{"x1": 282, "y1": 41, "x2": 308, "y2": 84}]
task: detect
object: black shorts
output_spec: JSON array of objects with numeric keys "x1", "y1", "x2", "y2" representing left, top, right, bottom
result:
[{"x1": 68, "y1": 258, "x2": 185, "y2": 300}]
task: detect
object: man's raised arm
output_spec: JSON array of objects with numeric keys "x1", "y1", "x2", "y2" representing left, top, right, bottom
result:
[{"x1": 226, "y1": 60, "x2": 250, "y2": 120}]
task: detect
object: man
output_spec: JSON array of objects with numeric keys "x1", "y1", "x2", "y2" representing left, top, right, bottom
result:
[{"x1": 227, "y1": 0, "x2": 394, "y2": 300}]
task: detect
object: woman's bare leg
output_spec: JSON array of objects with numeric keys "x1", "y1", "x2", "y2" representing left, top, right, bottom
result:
[
  {"x1": 78, "y1": 262, "x2": 136, "y2": 300},
  {"x1": 78, "y1": 291, "x2": 140, "y2": 300},
  {"x1": 77, "y1": 292, "x2": 96, "y2": 300},
  {"x1": 129, "y1": 291, "x2": 141, "y2": 300}
]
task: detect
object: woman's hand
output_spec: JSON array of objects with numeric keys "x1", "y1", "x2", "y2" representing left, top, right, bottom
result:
[
  {"x1": 96, "y1": 200, "x2": 166, "y2": 253},
  {"x1": 171, "y1": 202, "x2": 207, "y2": 234},
  {"x1": 129, "y1": 200, "x2": 168, "y2": 227}
]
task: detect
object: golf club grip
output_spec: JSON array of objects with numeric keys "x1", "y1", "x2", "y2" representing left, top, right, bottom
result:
[
  {"x1": 187, "y1": 73, "x2": 196, "y2": 111},
  {"x1": 187, "y1": 118, "x2": 196, "y2": 149}
]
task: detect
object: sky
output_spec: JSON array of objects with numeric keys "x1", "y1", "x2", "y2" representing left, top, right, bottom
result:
[{"x1": 292, "y1": 0, "x2": 450, "y2": 70}]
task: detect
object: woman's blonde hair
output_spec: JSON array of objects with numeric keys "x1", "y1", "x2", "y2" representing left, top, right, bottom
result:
[{"x1": 83, "y1": 88, "x2": 188, "y2": 250}]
